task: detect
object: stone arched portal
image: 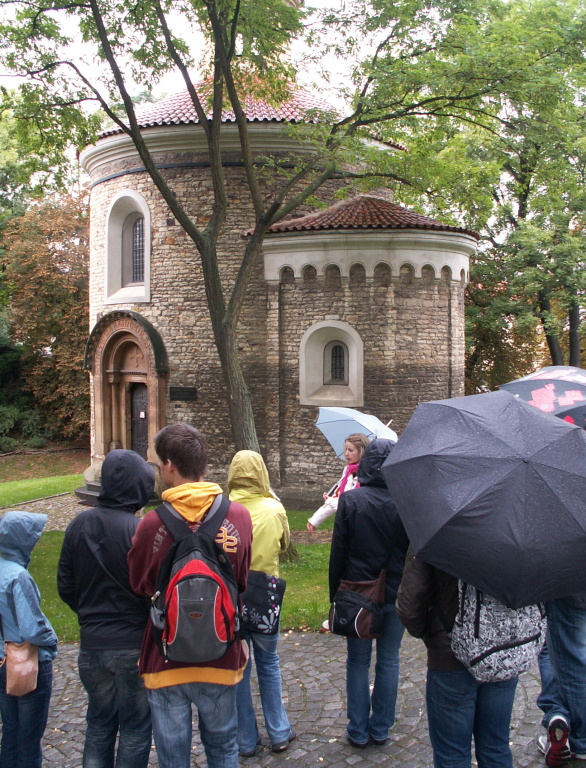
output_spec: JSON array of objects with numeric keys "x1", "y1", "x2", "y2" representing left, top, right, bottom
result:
[{"x1": 84, "y1": 311, "x2": 169, "y2": 473}]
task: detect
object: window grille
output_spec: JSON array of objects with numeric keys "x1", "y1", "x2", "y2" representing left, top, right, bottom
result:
[
  {"x1": 132, "y1": 217, "x2": 144, "y2": 283},
  {"x1": 331, "y1": 344, "x2": 345, "y2": 381}
]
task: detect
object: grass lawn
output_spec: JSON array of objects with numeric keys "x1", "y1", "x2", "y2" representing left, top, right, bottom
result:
[
  {"x1": 30, "y1": 533, "x2": 330, "y2": 643},
  {"x1": 5, "y1": 454, "x2": 331, "y2": 641},
  {"x1": 280, "y1": 544, "x2": 330, "y2": 630},
  {"x1": 286, "y1": 509, "x2": 334, "y2": 531},
  {"x1": 0, "y1": 474, "x2": 84, "y2": 508},
  {"x1": 0, "y1": 448, "x2": 88, "y2": 483},
  {"x1": 30, "y1": 531, "x2": 78, "y2": 643}
]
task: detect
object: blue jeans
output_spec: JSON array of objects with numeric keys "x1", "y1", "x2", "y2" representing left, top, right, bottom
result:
[
  {"x1": 345, "y1": 603, "x2": 405, "y2": 744},
  {"x1": 0, "y1": 658, "x2": 52, "y2": 768},
  {"x1": 236, "y1": 629, "x2": 291, "y2": 752},
  {"x1": 539, "y1": 598, "x2": 586, "y2": 754},
  {"x1": 537, "y1": 643, "x2": 571, "y2": 728},
  {"x1": 148, "y1": 681, "x2": 238, "y2": 768},
  {"x1": 78, "y1": 648, "x2": 151, "y2": 768},
  {"x1": 426, "y1": 669, "x2": 518, "y2": 768}
]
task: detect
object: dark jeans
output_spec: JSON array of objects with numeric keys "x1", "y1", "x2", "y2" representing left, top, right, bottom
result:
[
  {"x1": 0, "y1": 658, "x2": 52, "y2": 768},
  {"x1": 426, "y1": 669, "x2": 518, "y2": 768},
  {"x1": 78, "y1": 648, "x2": 152, "y2": 768}
]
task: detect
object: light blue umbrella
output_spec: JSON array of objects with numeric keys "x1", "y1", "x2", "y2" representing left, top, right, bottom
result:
[{"x1": 315, "y1": 406, "x2": 398, "y2": 459}]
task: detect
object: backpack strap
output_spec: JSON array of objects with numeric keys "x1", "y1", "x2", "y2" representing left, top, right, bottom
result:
[{"x1": 155, "y1": 494, "x2": 230, "y2": 542}]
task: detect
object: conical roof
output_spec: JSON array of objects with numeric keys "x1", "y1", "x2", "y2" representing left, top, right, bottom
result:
[
  {"x1": 266, "y1": 195, "x2": 479, "y2": 239},
  {"x1": 101, "y1": 86, "x2": 333, "y2": 137}
]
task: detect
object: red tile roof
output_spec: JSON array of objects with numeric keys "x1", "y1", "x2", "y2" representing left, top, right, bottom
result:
[
  {"x1": 265, "y1": 196, "x2": 480, "y2": 239},
  {"x1": 101, "y1": 86, "x2": 334, "y2": 136}
]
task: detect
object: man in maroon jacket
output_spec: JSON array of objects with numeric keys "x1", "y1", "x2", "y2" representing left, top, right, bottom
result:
[{"x1": 128, "y1": 424, "x2": 252, "y2": 768}]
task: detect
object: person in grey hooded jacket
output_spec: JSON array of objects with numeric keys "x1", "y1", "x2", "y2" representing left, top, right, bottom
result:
[
  {"x1": 58, "y1": 449, "x2": 154, "y2": 768},
  {"x1": 0, "y1": 510, "x2": 58, "y2": 768}
]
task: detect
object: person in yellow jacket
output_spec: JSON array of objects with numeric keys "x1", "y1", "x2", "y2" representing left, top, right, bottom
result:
[{"x1": 228, "y1": 450, "x2": 296, "y2": 756}]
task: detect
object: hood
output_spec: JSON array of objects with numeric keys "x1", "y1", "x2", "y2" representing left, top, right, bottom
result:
[
  {"x1": 357, "y1": 439, "x2": 395, "y2": 487},
  {"x1": 98, "y1": 449, "x2": 155, "y2": 512},
  {"x1": 227, "y1": 450, "x2": 273, "y2": 499},
  {"x1": 0, "y1": 511, "x2": 46, "y2": 568}
]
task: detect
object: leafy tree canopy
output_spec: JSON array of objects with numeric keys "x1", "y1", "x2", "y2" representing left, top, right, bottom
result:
[{"x1": 2, "y1": 0, "x2": 585, "y2": 443}]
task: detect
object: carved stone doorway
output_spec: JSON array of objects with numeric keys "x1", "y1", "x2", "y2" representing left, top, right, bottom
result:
[{"x1": 84, "y1": 311, "x2": 169, "y2": 478}]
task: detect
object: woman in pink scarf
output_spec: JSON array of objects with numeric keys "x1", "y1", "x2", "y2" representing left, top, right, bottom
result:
[{"x1": 307, "y1": 433, "x2": 370, "y2": 531}]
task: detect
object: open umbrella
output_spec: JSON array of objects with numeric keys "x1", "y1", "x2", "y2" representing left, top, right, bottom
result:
[
  {"x1": 499, "y1": 366, "x2": 586, "y2": 428},
  {"x1": 381, "y1": 390, "x2": 586, "y2": 608},
  {"x1": 315, "y1": 406, "x2": 398, "y2": 459}
]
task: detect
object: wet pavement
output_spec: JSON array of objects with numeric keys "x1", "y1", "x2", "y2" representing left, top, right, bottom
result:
[{"x1": 45, "y1": 632, "x2": 548, "y2": 768}]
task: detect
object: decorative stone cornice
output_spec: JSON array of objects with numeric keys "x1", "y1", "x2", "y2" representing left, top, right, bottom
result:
[
  {"x1": 262, "y1": 229, "x2": 476, "y2": 283},
  {"x1": 80, "y1": 123, "x2": 317, "y2": 180}
]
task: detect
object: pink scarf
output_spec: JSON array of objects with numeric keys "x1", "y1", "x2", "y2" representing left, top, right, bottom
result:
[{"x1": 338, "y1": 462, "x2": 360, "y2": 495}]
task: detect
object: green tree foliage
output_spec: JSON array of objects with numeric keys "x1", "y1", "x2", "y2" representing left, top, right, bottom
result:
[
  {"x1": 2, "y1": 196, "x2": 90, "y2": 439},
  {"x1": 2, "y1": 0, "x2": 585, "y2": 439}
]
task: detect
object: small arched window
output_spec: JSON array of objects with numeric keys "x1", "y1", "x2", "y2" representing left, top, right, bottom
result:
[
  {"x1": 300, "y1": 322, "x2": 363, "y2": 406},
  {"x1": 324, "y1": 341, "x2": 348, "y2": 385}
]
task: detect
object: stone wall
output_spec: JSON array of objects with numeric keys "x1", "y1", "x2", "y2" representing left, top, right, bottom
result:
[{"x1": 86, "y1": 138, "x2": 467, "y2": 504}]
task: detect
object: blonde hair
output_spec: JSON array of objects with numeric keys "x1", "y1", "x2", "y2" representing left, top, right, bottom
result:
[{"x1": 345, "y1": 433, "x2": 370, "y2": 458}]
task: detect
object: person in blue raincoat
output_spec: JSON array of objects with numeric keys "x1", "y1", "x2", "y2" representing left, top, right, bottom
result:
[{"x1": 0, "y1": 511, "x2": 58, "y2": 768}]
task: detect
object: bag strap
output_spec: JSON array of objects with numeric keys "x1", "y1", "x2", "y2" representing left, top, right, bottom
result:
[{"x1": 155, "y1": 494, "x2": 230, "y2": 542}]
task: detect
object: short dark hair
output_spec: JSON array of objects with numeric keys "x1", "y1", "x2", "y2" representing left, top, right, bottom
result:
[{"x1": 154, "y1": 424, "x2": 208, "y2": 481}]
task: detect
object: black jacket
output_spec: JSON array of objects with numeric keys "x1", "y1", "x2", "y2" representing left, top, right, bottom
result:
[
  {"x1": 396, "y1": 547, "x2": 465, "y2": 671},
  {"x1": 328, "y1": 439, "x2": 409, "y2": 604},
  {"x1": 57, "y1": 449, "x2": 155, "y2": 649}
]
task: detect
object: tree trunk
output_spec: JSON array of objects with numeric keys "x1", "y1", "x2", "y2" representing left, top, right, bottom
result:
[
  {"x1": 213, "y1": 321, "x2": 260, "y2": 452},
  {"x1": 538, "y1": 290, "x2": 564, "y2": 365},
  {"x1": 569, "y1": 300, "x2": 581, "y2": 367}
]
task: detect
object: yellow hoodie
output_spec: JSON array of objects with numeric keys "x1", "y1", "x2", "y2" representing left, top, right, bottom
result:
[{"x1": 227, "y1": 451, "x2": 290, "y2": 577}]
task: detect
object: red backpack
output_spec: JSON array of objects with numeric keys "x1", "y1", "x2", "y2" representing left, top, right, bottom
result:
[{"x1": 150, "y1": 495, "x2": 240, "y2": 663}]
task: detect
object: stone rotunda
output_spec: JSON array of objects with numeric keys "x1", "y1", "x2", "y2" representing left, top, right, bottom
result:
[{"x1": 79, "y1": 86, "x2": 478, "y2": 501}]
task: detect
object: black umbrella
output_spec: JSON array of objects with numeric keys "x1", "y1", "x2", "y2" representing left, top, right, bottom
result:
[
  {"x1": 499, "y1": 366, "x2": 586, "y2": 428},
  {"x1": 381, "y1": 390, "x2": 586, "y2": 608}
]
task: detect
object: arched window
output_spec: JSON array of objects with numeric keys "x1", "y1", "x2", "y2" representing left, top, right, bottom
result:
[
  {"x1": 121, "y1": 213, "x2": 145, "y2": 286},
  {"x1": 324, "y1": 341, "x2": 348, "y2": 385},
  {"x1": 105, "y1": 190, "x2": 151, "y2": 304}
]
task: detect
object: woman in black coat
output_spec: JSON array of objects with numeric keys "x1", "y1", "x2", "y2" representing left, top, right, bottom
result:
[{"x1": 329, "y1": 439, "x2": 409, "y2": 748}]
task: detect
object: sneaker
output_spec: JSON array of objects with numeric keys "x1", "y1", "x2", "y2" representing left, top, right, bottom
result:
[
  {"x1": 542, "y1": 718, "x2": 571, "y2": 767},
  {"x1": 572, "y1": 754, "x2": 586, "y2": 761},
  {"x1": 271, "y1": 728, "x2": 297, "y2": 753}
]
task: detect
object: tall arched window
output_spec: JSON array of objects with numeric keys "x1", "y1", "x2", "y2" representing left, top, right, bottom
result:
[{"x1": 121, "y1": 212, "x2": 145, "y2": 286}]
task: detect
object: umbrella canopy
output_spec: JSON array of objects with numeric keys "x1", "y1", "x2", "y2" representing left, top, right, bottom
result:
[
  {"x1": 315, "y1": 406, "x2": 398, "y2": 459},
  {"x1": 499, "y1": 366, "x2": 586, "y2": 428},
  {"x1": 381, "y1": 390, "x2": 586, "y2": 608}
]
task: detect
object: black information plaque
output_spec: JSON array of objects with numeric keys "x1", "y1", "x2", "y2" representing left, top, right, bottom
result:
[{"x1": 169, "y1": 386, "x2": 198, "y2": 402}]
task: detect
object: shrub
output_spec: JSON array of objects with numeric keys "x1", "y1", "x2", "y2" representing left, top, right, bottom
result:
[
  {"x1": 18, "y1": 409, "x2": 45, "y2": 440},
  {"x1": 0, "y1": 405, "x2": 20, "y2": 437},
  {"x1": 24, "y1": 436, "x2": 47, "y2": 449},
  {"x1": 0, "y1": 436, "x2": 18, "y2": 453}
]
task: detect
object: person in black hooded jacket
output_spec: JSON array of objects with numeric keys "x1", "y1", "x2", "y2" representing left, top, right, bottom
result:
[
  {"x1": 329, "y1": 438, "x2": 409, "y2": 748},
  {"x1": 58, "y1": 449, "x2": 155, "y2": 768}
]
